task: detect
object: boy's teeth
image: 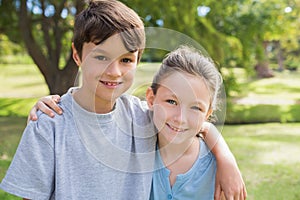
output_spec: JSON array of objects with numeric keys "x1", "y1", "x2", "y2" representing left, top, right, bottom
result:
[{"x1": 105, "y1": 82, "x2": 118, "y2": 86}]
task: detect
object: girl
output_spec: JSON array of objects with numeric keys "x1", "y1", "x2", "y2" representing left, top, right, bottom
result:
[{"x1": 146, "y1": 45, "x2": 223, "y2": 199}]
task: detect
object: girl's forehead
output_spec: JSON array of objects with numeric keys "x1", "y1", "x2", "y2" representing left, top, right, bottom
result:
[{"x1": 158, "y1": 71, "x2": 211, "y2": 104}]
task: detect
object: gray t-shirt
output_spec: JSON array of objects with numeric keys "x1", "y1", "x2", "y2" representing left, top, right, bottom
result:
[{"x1": 0, "y1": 88, "x2": 157, "y2": 200}]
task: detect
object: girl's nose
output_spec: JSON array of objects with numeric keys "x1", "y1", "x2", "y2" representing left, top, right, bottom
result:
[{"x1": 172, "y1": 107, "x2": 187, "y2": 125}]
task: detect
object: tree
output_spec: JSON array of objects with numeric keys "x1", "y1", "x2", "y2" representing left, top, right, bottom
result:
[
  {"x1": 1, "y1": 0, "x2": 299, "y2": 94},
  {"x1": 0, "y1": 0, "x2": 85, "y2": 95},
  {"x1": 209, "y1": 0, "x2": 294, "y2": 77}
]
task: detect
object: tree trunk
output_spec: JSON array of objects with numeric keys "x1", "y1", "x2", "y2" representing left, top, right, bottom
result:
[
  {"x1": 274, "y1": 40, "x2": 284, "y2": 72},
  {"x1": 17, "y1": 0, "x2": 82, "y2": 95},
  {"x1": 255, "y1": 61, "x2": 274, "y2": 78},
  {"x1": 46, "y1": 62, "x2": 79, "y2": 95},
  {"x1": 255, "y1": 41, "x2": 274, "y2": 78}
]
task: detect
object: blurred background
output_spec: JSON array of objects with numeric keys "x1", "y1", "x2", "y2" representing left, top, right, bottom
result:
[{"x1": 0, "y1": 0, "x2": 300, "y2": 199}]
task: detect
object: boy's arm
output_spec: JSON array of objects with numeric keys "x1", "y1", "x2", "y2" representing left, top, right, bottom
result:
[
  {"x1": 202, "y1": 122, "x2": 247, "y2": 200},
  {"x1": 28, "y1": 95, "x2": 62, "y2": 122}
]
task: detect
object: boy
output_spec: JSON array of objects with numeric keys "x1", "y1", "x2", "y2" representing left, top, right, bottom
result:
[
  {"x1": 1, "y1": 0, "x2": 246, "y2": 199},
  {"x1": 0, "y1": 1, "x2": 155, "y2": 199}
]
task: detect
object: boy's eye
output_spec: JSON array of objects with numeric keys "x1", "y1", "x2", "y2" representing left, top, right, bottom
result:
[
  {"x1": 166, "y1": 99, "x2": 177, "y2": 105},
  {"x1": 94, "y1": 55, "x2": 107, "y2": 61},
  {"x1": 121, "y1": 58, "x2": 133, "y2": 63}
]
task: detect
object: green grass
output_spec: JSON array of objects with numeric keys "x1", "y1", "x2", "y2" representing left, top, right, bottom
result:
[
  {"x1": 222, "y1": 123, "x2": 300, "y2": 200},
  {"x1": 0, "y1": 98, "x2": 38, "y2": 117},
  {"x1": 0, "y1": 64, "x2": 48, "y2": 98},
  {"x1": 0, "y1": 117, "x2": 26, "y2": 200},
  {"x1": 0, "y1": 117, "x2": 299, "y2": 200},
  {"x1": 230, "y1": 69, "x2": 300, "y2": 103}
]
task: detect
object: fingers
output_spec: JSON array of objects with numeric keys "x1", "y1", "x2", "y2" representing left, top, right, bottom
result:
[
  {"x1": 242, "y1": 184, "x2": 247, "y2": 199},
  {"x1": 27, "y1": 106, "x2": 38, "y2": 123},
  {"x1": 40, "y1": 95, "x2": 63, "y2": 115},
  {"x1": 36, "y1": 100, "x2": 56, "y2": 117},
  {"x1": 222, "y1": 186, "x2": 247, "y2": 200},
  {"x1": 27, "y1": 95, "x2": 62, "y2": 122},
  {"x1": 214, "y1": 183, "x2": 221, "y2": 200}
]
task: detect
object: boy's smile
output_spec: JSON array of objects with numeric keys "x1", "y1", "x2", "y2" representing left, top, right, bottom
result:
[
  {"x1": 72, "y1": 34, "x2": 138, "y2": 113},
  {"x1": 100, "y1": 80, "x2": 122, "y2": 88}
]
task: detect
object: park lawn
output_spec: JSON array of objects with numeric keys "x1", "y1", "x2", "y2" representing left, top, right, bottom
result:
[
  {"x1": 0, "y1": 117, "x2": 26, "y2": 200},
  {"x1": 222, "y1": 123, "x2": 300, "y2": 200},
  {"x1": 1, "y1": 117, "x2": 300, "y2": 200},
  {"x1": 0, "y1": 64, "x2": 49, "y2": 98},
  {"x1": 1, "y1": 63, "x2": 300, "y2": 199}
]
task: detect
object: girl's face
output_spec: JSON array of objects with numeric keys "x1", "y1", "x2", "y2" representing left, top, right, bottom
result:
[{"x1": 147, "y1": 71, "x2": 212, "y2": 145}]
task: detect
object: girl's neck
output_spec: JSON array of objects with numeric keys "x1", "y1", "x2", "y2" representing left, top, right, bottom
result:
[{"x1": 158, "y1": 134, "x2": 199, "y2": 167}]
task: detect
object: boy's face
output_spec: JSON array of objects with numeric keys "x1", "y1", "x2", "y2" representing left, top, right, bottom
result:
[
  {"x1": 147, "y1": 71, "x2": 212, "y2": 145},
  {"x1": 73, "y1": 34, "x2": 138, "y2": 108}
]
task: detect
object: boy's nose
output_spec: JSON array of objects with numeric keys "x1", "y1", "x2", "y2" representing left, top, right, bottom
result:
[{"x1": 105, "y1": 61, "x2": 122, "y2": 77}]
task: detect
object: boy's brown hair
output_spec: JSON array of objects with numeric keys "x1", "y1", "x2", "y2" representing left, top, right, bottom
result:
[{"x1": 73, "y1": 0, "x2": 145, "y2": 62}]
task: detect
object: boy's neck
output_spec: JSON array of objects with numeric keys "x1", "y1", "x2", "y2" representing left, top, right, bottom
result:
[{"x1": 72, "y1": 88, "x2": 116, "y2": 114}]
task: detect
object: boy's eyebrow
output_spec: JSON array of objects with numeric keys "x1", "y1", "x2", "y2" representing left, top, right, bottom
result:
[
  {"x1": 92, "y1": 48, "x2": 136, "y2": 56},
  {"x1": 92, "y1": 48, "x2": 109, "y2": 54}
]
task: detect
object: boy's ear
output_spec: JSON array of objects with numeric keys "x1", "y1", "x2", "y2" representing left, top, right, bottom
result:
[
  {"x1": 72, "y1": 43, "x2": 81, "y2": 66},
  {"x1": 146, "y1": 87, "x2": 155, "y2": 110}
]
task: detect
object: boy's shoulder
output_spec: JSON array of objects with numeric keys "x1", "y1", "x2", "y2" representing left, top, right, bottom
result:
[
  {"x1": 119, "y1": 94, "x2": 148, "y2": 111},
  {"x1": 29, "y1": 90, "x2": 72, "y2": 128},
  {"x1": 118, "y1": 94, "x2": 153, "y2": 126}
]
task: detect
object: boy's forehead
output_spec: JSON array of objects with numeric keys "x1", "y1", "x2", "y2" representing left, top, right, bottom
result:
[{"x1": 84, "y1": 34, "x2": 136, "y2": 57}]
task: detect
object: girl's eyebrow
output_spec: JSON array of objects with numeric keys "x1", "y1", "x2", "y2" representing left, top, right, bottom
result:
[{"x1": 193, "y1": 100, "x2": 209, "y2": 109}]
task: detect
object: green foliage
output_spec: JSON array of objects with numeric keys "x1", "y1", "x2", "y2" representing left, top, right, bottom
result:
[
  {"x1": 0, "y1": 35, "x2": 23, "y2": 56},
  {"x1": 226, "y1": 104, "x2": 300, "y2": 124}
]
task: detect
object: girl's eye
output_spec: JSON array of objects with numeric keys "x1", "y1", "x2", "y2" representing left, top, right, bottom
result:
[
  {"x1": 166, "y1": 99, "x2": 177, "y2": 105},
  {"x1": 191, "y1": 106, "x2": 203, "y2": 112},
  {"x1": 95, "y1": 55, "x2": 107, "y2": 61},
  {"x1": 121, "y1": 58, "x2": 132, "y2": 63}
]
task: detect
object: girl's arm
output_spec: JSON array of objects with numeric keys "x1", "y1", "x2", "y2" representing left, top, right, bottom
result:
[
  {"x1": 28, "y1": 95, "x2": 62, "y2": 122},
  {"x1": 28, "y1": 97, "x2": 247, "y2": 200},
  {"x1": 202, "y1": 122, "x2": 247, "y2": 200}
]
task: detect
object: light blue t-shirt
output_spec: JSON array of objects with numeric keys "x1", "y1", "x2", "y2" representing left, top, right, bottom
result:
[
  {"x1": 0, "y1": 88, "x2": 157, "y2": 200},
  {"x1": 150, "y1": 139, "x2": 216, "y2": 200}
]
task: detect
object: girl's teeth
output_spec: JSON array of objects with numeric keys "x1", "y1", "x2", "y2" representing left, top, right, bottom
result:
[{"x1": 169, "y1": 124, "x2": 184, "y2": 132}]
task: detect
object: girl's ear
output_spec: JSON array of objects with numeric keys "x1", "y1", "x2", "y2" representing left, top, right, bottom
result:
[
  {"x1": 146, "y1": 87, "x2": 155, "y2": 110},
  {"x1": 72, "y1": 43, "x2": 81, "y2": 66},
  {"x1": 205, "y1": 109, "x2": 213, "y2": 120}
]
